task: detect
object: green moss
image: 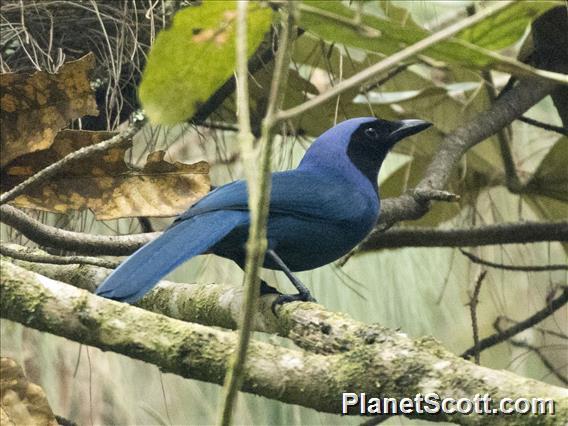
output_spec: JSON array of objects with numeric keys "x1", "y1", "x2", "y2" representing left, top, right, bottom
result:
[{"x1": 1, "y1": 269, "x2": 47, "y2": 325}]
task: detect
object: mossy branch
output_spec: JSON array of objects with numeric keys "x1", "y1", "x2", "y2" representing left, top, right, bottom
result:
[
  {"x1": 2, "y1": 260, "x2": 568, "y2": 425},
  {"x1": 4, "y1": 247, "x2": 565, "y2": 360}
]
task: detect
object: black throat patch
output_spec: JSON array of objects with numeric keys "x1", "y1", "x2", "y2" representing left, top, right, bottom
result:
[{"x1": 346, "y1": 120, "x2": 394, "y2": 188}]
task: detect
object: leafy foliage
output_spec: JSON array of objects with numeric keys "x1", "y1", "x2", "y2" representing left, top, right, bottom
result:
[
  {"x1": 139, "y1": 1, "x2": 273, "y2": 124},
  {"x1": 300, "y1": 1, "x2": 560, "y2": 75}
]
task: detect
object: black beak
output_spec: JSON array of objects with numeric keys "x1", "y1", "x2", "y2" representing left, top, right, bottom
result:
[{"x1": 390, "y1": 119, "x2": 432, "y2": 142}]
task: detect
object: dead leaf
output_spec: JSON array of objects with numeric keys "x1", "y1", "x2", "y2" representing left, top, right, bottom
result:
[
  {"x1": 0, "y1": 358, "x2": 58, "y2": 426},
  {"x1": 0, "y1": 53, "x2": 98, "y2": 167},
  {"x1": 2, "y1": 130, "x2": 210, "y2": 220}
]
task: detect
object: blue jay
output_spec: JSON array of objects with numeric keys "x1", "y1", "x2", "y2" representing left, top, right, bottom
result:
[{"x1": 96, "y1": 117, "x2": 431, "y2": 308}]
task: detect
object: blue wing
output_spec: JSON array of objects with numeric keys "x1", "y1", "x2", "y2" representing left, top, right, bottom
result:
[
  {"x1": 95, "y1": 210, "x2": 247, "y2": 302},
  {"x1": 176, "y1": 169, "x2": 370, "y2": 224}
]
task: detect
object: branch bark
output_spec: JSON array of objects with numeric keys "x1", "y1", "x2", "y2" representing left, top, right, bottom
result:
[
  {"x1": 2, "y1": 247, "x2": 564, "y2": 362},
  {"x1": 376, "y1": 77, "x2": 557, "y2": 229},
  {"x1": 459, "y1": 249, "x2": 568, "y2": 272},
  {"x1": 355, "y1": 221, "x2": 568, "y2": 253},
  {"x1": 0, "y1": 243, "x2": 121, "y2": 269},
  {"x1": 2, "y1": 260, "x2": 567, "y2": 425},
  {"x1": 3, "y1": 205, "x2": 565, "y2": 256},
  {"x1": 461, "y1": 287, "x2": 568, "y2": 359},
  {"x1": 0, "y1": 204, "x2": 155, "y2": 255}
]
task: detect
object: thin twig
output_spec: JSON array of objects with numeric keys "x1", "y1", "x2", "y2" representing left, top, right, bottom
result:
[
  {"x1": 460, "y1": 249, "x2": 568, "y2": 272},
  {"x1": 0, "y1": 204, "x2": 156, "y2": 256},
  {"x1": 461, "y1": 287, "x2": 568, "y2": 359},
  {"x1": 299, "y1": 2, "x2": 380, "y2": 38},
  {"x1": 217, "y1": 2, "x2": 256, "y2": 424},
  {"x1": 0, "y1": 115, "x2": 145, "y2": 206},
  {"x1": 508, "y1": 339, "x2": 568, "y2": 386},
  {"x1": 217, "y1": 3, "x2": 296, "y2": 425},
  {"x1": 360, "y1": 63, "x2": 410, "y2": 94},
  {"x1": 356, "y1": 221, "x2": 568, "y2": 253},
  {"x1": 467, "y1": 270, "x2": 487, "y2": 365},
  {"x1": 518, "y1": 116, "x2": 568, "y2": 136},
  {"x1": 498, "y1": 316, "x2": 568, "y2": 341},
  {"x1": 0, "y1": 243, "x2": 120, "y2": 269}
]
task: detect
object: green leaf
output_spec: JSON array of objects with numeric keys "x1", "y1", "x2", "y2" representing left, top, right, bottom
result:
[
  {"x1": 457, "y1": 2, "x2": 556, "y2": 50},
  {"x1": 139, "y1": 2, "x2": 272, "y2": 124},
  {"x1": 299, "y1": 1, "x2": 559, "y2": 75}
]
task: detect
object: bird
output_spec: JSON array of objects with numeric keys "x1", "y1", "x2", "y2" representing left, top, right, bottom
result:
[{"x1": 95, "y1": 117, "x2": 431, "y2": 308}]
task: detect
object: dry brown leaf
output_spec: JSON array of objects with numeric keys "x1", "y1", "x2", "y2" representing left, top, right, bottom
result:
[
  {"x1": 2, "y1": 129, "x2": 210, "y2": 220},
  {"x1": 0, "y1": 53, "x2": 98, "y2": 167},
  {"x1": 0, "y1": 358, "x2": 58, "y2": 426}
]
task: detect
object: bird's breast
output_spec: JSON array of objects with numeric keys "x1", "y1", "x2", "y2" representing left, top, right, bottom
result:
[{"x1": 264, "y1": 192, "x2": 379, "y2": 271}]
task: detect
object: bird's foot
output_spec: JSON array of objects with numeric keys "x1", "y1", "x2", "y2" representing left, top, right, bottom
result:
[{"x1": 271, "y1": 291, "x2": 317, "y2": 316}]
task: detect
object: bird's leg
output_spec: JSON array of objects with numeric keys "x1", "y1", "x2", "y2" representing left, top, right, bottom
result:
[
  {"x1": 260, "y1": 280, "x2": 280, "y2": 295},
  {"x1": 266, "y1": 249, "x2": 317, "y2": 312},
  {"x1": 232, "y1": 257, "x2": 280, "y2": 296}
]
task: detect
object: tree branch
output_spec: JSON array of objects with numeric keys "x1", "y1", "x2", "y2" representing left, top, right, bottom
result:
[
  {"x1": 518, "y1": 116, "x2": 568, "y2": 136},
  {"x1": 355, "y1": 221, "x2": 568, "y2": 253},
  {"x1": 499, "y1": 317, "x2": 567, "y2": 341},
  {"x1": 461, "y1": 287, "x2": 568, "y2": 359},
  {"x1": 0, "y1": 243, "x2": 120, "y2": 269},
  {"x1": 468, "y1": 270, "x2": 487, "y2": 365},
  {"x1": 460, "y1": 249, "x2": 568, "y2": 272},
  {"x1": 2, "y1": 246, "x2": 395, "y2": 354},
  {"x1": 218, "y1": 1, "x2": 297, "y2": 423},
  {"x1": 218, "y1": 2, "x2": 258, "y2": 422},
  {"x1": 4, "y1": 247, "x2": 566, "y2": 365},
  {"x1": 375, "y1": 76, "x2": 557, "y2": 231},
  {"x1": 482, "y1": 70, "x2": 523, "y2": 193},
  {"x1": 3, "y1": 204, "x2": 566, "y2": 257},
  {"x1": 0, "y1": 204, "x2": 155, "y2": 255},
  {"x1": 2, "y1": 261, "x2": 567, "y2": 424}
]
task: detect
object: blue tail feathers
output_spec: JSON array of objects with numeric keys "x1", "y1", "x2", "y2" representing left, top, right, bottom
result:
[{"x1": 95, "y1": 211, "x2": 247, "y2": 303}]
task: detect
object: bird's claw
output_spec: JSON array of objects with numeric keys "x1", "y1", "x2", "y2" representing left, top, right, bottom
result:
[{"x1": 270, "y1": 292, "x2": 317, "y2": 316}]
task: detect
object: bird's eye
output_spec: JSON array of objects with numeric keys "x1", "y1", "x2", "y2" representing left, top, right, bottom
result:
[{"x1": 364, "y1": 127, "x2": 379, "y2": 139}]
